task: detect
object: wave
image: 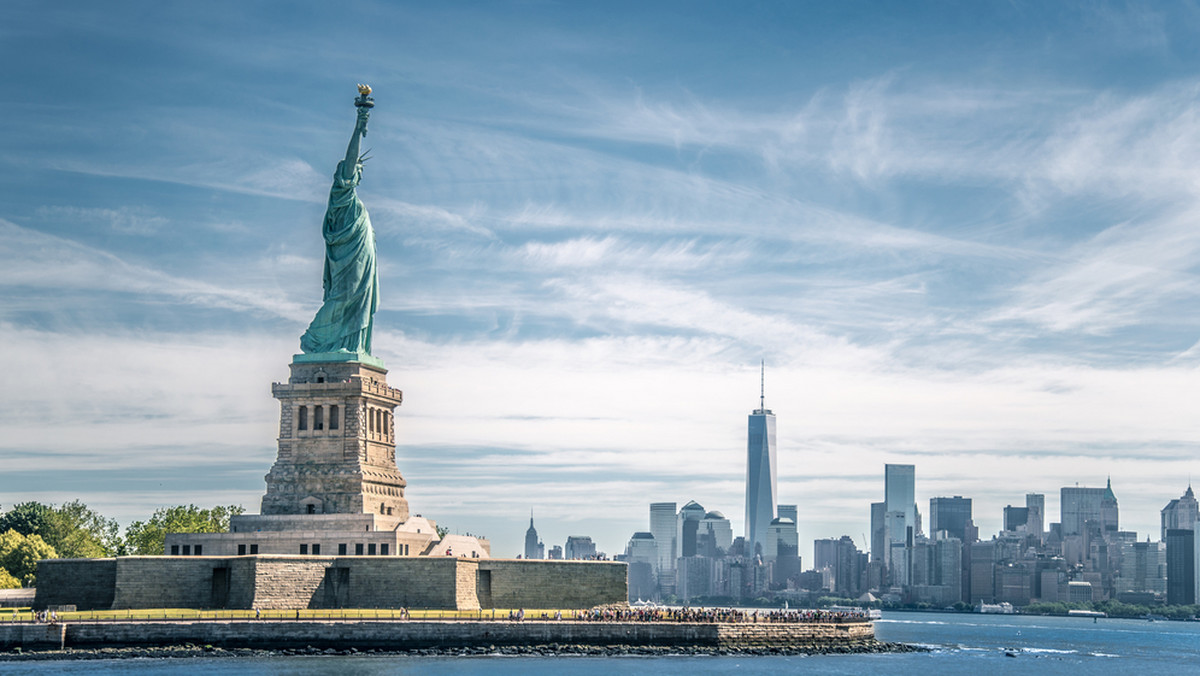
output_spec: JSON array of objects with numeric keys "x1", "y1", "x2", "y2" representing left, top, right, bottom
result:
[{"x1": 1020, "y1": 647, "x2": 1078, "y2": 655}]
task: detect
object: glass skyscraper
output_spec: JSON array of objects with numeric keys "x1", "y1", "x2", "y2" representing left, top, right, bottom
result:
[{"x1": 744, "y1": 368, "x2": 777, "y2": 554}]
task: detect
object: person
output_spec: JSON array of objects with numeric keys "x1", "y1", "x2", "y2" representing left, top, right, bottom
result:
[
  {"x1": 255, "y1": 608, "x2": 261, "y2": 620},
  {"x1": 299, "y1": 97, "x2": 379, "y2": 356}
]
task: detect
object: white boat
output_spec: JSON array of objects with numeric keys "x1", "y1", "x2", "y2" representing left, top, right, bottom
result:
[{"x1": 978, "y1": 602, "x2": 1015, "y2": 614}]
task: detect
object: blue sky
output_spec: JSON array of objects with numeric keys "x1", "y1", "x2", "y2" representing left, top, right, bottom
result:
[{"x1": 2, "y1": 1, "x2": 1199, "y2": 561}]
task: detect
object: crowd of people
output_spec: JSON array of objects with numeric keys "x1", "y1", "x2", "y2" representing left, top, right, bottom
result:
[{"x1": 577, "y1": 607, "x2": 870, "y2": 624}]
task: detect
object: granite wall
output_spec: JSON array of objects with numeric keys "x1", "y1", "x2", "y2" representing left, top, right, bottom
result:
[{"x1": 33, "y1": 557, "x2": 623, "y2": 611}]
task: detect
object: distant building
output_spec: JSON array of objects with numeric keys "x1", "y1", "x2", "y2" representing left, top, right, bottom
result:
[
  {"x1": 910, "y1": 536, "x2": 962, "y2": 606},
  {"x1": 699, "y1": 510, "x2": 733, "y2": 556},
  {"x1": 765, "y1": 517, "x2": 800, "y2": 586},
  {"x1": 624, "y1": 532, "x2": 658, "y2": 601},
  {"x1": 1026, "y1": 494, "x2": 1045, "y2": 542},
  {"x1": 523, "y1": 514, "x2": 543, "y2": 559},
  {"x1": 885, "y1": 465, "x2": 917, "y2": 536},
  {"x1": 930, "y1": 496, "x2": 973, "y2": 543},
  {"x1": 778, "y1": 504, "x2": 798, "y2": 523},
  {"x1": 565, "y1": 535, "x2": 597, "y2": 560},
  {"x1": 745, "y1": 365, "x2": 777, "y2": 555},
  {"x1": 814, "y1": 535, "x2": 866, "y2": 596},
  {"x1": 1003, "y1": 506, "x2": 1029, "y2": 533},
  {"x1": 764, "y1": 517, "x2": 798, "y2": 561},
  {"x1": 649, "y1": 502, "x2": 677, "y2": 574},
  {"x1": 1166, "y1": 528, "x2": 1195, "y2": 605},
  {"x1": 547, "y1": 545, "x2": 563, "y2": 560},
  {"x1": 1161, "y1": 485, "x2": 1199, "y2": 540},
  {"x1": 883, "y1": 464, "x2": 917, "y2": 587},
  {"x1": 1114, "y1": 539, "x2": 1166, "y2": 596},
  {"x1": 1060, "y1": 480, "x2": 1118, "y2": 537},
  {"x1": 677, "y1": 500, "x2": 706, "y2": 559}
]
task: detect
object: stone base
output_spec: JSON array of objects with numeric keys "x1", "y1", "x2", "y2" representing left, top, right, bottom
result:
[{"x1": 164, "y1": 512, "x2": 467, "y2": 559}]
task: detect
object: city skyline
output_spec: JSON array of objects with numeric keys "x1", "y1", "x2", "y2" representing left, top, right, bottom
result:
[{"x1": 2, "y1": 2, "x2": 1200, "y2": 559}]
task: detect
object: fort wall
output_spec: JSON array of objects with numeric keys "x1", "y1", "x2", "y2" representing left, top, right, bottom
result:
[{"x1": 34, "y1": 556, "x2": 623, "y2": 611}]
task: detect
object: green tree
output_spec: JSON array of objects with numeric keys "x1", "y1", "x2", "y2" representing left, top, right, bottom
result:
[
  {"x1": 0, "y1": 530, "x2": 57, "y2": 586},
  {"x1": 0, "y1": 500, "x2": 119, "y2": 558},
  {"x1": 123, "y1": 505, "x2": 244, "y2": 555},
  {"x1": 0, "y1": 567, "x2": 19, "y2": 590},
  {"x1": 0, "y1": 502, "x2": 53, "y2": 537},
  {"x1": 45, "y1": 501, "x2": 120, "y2": 558}
]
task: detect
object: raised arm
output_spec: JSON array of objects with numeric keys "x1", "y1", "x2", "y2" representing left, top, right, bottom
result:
[
  {"x1": 340, "y1": 106, "x2": 370, "y2": 181},
  {"x1": 339, "y1": 84, "x2": 374, "y2": 181}
]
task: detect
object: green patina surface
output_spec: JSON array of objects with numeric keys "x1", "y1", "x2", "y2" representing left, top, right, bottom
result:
[
  {"x1": 299, "y1": 96, "x2": 380, "y2": 357},
  {"x1": 293, "y1": 351, "x2": 385, "y2": 369}
]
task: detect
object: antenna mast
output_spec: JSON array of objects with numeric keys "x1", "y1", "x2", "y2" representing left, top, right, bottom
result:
[{"x1": 760, "y1": 359, "x2": 765, "y2": 410}]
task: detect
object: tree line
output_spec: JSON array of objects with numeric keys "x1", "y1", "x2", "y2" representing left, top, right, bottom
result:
[{"x1": 0, "y1": 501, "x2": 242, "y2": 588}]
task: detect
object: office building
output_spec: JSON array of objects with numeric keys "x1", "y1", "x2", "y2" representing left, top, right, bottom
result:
[
  {"x1": 870, "y1": 502, "x2": 886, "y2": 561},
  {"x1": 885, "y1": 465, "x2": 917, "y2": 534},
  {"x1": 1166, "y1": 528, "x2": 1196, "y2": 605},
  {"x1": 523, "y1": 514, "x2": 543, "y2": 560},
  {"x1": 814, "y1": 535, "x2": 865, "y2": 596},
  {"x1": 677, "y1": 500, "x2": 706, "y2": 559},
  {"x1": 649, "y1": 502, "x2": 677, "y2": 573},
  {"x1": 624, "y1": 532, "x2": 658, "y2": 601},
  {"x1": 1060, "y1": 481, "x2": 1118, "y2": 537},
  {"x1": 699, "y1": 510, "x2": 733, "y2": 556},
  {"x1": 1114, "y1": 539, "x2": 1166, "y2": 595},
  {"x1": 564, "y1": 535, "x2": 597, "y2": 560},
  {"x1": 745, "y1": 364, "x2": 777, "y2": 555},
  {"x1": 765, "y1": 517, "x2": 800, "y2": 585},
  {"x1": 1162, "y1": 485, "x2": 1199, "y2": 540},
  {"x1": 1003, "y1": 506, "x2": 1029, "y2": 533},
  {"x1": 930, "y1": 496, "x2": 973, "y2": 543},
  {"x1": 1026, "y1": 494, "x2": 1045, "y2": 541},
  {"x1": 778, "y1": 504, "x2": 798, "y2": 523}
]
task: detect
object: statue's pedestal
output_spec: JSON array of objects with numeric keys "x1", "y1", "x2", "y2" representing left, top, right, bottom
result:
[{"x1": 264, "y1": 356, "x2": 406, "y2": 520}]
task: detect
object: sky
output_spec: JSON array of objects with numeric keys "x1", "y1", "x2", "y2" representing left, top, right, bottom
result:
[{"x1": 1, "y1": 1, "x2": 1199, "y2": 562}]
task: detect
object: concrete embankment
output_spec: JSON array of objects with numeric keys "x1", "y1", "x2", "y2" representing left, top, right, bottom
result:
[{"x1": 0, "y1": 619, "x2": 874, "y2": 652}]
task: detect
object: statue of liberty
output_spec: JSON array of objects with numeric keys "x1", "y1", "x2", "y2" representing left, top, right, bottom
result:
[{"x1": 300, "y1": 85, "x2": 380, "y2": 357}]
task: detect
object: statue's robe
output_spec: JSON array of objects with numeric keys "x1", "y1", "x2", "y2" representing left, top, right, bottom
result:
[{"x1": 300, "y1": 160, "x2": 378, "y2": 355}]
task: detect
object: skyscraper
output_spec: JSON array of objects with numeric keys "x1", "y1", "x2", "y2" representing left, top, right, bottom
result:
[
  {"x1": 523, "y1": 513, "x2": 543, "y2": 559},
  {"x1": 1026, "y1": 493, "x2": 1045, "y2": 542},
  {"x1": 883, "y1": 464, "x2": 916, "y2": 586},
  {"x1": 1061, "y1": 481, "x2": 1119, "y2": 537},
  {"x1": 649, "y1": 502, "x2": 677, "y2": 573},
  {"x1": 930, "y1": 496, "x2": 973, "y2": 543},
  {"x1": 885, "y1": 464, "x2": 916, "y2": 531},
  {"x1": 744, "y1": 363, "x2": 777, "y2": 554},
  {"x1": 778, "y1": 504, "x2": 798, "y2": 523},
  {"x1": 1161, "y1": 485, "x2": 1199, "y2": 540},
  {"x1": 677, "y1": 500, "x2": 706, "y2": 559},
  {"x1": 699, "y1": 510, "x2": 733, "y2": 556},
  {"x1": 1166, "y1": 528, "x2": 1196, "y2": 605}
]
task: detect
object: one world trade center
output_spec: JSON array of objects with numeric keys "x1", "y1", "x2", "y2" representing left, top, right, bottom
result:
[{"x1": 745, "y1": 363, "x2": 777, "y2": 555}]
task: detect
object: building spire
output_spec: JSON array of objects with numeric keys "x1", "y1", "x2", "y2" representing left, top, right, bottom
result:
[{"x1": 760, "y1": 359, "x2": 765, "y2": 410}]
